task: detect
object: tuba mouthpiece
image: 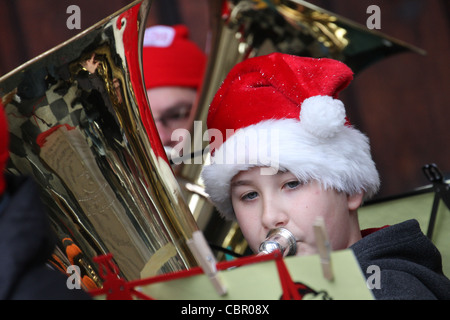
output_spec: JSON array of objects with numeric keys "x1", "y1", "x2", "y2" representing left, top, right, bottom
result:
[{"x1": 258, "y1": 227, "x2": 297, "y2": 257}]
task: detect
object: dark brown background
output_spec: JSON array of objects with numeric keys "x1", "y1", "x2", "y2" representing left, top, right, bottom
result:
[{"x1": 1, "y1": 0, "x2": 449, "y2": 200}]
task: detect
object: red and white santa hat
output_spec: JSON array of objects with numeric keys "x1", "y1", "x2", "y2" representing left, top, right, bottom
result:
[
  {"x1": 142, "y1": 25, "x2": 206, "y2": 90},
  {"x1": 201, "y1": 53, "x2": 380, "y2": 220}
]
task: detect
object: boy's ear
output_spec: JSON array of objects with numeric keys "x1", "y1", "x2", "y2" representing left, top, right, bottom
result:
[{"x1": 347, "y1": 192, "x2": 364, "y2": 211}]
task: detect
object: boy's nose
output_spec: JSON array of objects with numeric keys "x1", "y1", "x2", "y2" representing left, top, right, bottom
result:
[{"x1": 261, "y1": 200, "x2": 289, "y2": 229}]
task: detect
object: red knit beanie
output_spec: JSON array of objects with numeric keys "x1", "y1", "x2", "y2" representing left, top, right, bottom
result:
[
  {"x1": 143, "y1": 25, "x2": 206, "y2": 90},
  {"x1": 0, "y1": 101, "x2": 9, "y2": 195},
  {"x1": 201, "y1": 53, "x2": 380, "y2": 220}
]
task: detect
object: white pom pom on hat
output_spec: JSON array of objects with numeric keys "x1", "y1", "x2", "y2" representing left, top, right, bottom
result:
[{"x1": 300, "y1": 95, "x2": 347, "y2": 139}]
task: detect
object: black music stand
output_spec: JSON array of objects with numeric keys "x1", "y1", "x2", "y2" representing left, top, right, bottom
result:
[{"x1": 422, "y1": 164, "x2": 450, "y2": 239}]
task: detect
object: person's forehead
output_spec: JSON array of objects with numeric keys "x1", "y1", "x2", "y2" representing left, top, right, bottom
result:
[
  {"x1": 147, "y1": 86, "x2": 196, "y2": 112},
  {"x1": 231, "y1": 168, "x2": 293, "y2": 184}
]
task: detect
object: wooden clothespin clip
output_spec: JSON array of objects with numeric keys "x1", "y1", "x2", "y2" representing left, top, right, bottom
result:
[
  {"x1": 313, "y1": 217, "x2": 334, "y2": 281},
  {"x1": 187, "y1": 231, "x2": 227, "y2": 296}
]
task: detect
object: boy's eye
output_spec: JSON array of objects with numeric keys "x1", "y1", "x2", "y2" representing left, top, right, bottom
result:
[
  {"x1": 284, "y1": 180, "x2": 301, "y2": 189},
  {"x1": 242, "y1": 191, "x2": 258, "y2": 201}
]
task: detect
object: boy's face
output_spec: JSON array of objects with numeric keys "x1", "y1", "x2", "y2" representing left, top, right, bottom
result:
[{"x1": 230, "y1": 167, "x2": 363, "y2": 256}]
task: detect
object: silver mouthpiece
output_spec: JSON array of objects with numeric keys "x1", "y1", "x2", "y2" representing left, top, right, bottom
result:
[{"x1": 258, "y1": 227, "x2": 297, "y2": 257}]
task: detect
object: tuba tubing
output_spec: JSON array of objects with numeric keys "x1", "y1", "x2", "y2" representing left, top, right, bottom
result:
[{"x1": 0, "y1": 0, "x2": 199, "y2": 286}]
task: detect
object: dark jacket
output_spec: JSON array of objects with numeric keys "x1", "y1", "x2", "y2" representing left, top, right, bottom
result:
[
  {"x1": 352, "y1": 219, "x2": 450, "y2": 300},
  {"x1": 0, "y1": 174, "x2": 91, "y2": 300}
]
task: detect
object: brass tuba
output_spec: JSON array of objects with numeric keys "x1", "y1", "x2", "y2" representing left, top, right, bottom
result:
[
  {"x1": 0, "y1": 0, "x2": 199, "y2": 288},
  {"x1": 176, "y1": 0, "x2": 426, "y2": 260}
]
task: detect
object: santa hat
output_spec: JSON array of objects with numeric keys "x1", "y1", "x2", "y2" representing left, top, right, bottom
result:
[
  {"x1": 143, "y1": 25, "x2": 206, "y2": 90},
  {"x1": 0, "y1": 101, "x2": 9, "y2": 195},
  {"x1": 201, "y1": 53, "x2": 380, "y2": 220}
]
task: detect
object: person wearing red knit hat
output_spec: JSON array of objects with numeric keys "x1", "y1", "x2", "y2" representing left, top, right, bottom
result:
[
  {"x1": 0, "y1": 102, "x2": 91, "y2": 300},
  {"x1": 143, "y1": 24, "x2": 206, "y2": 148},
  {"x1": 201, "y1": 53, "x2": 450, "y2": 299}
]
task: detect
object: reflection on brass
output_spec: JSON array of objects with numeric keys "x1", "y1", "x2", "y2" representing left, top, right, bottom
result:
[
  {"x1": 0, "y1": 0, "x2": 199, "y2": 285},
  {"x1": 177, "y1": 0, "x2": 425, "y2": 260},
  {"x1": 277, "y1": 2, "x2": 349, "y2": 53}
]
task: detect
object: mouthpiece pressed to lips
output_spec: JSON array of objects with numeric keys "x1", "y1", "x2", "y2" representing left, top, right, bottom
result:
[{"x1": 258, "y1": 227, "x2": 297, "y2": 257}]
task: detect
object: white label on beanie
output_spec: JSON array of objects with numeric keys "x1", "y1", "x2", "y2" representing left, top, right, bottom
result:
[{"x1": 143, "y1": 25, "x2": 175, "y2": 48}]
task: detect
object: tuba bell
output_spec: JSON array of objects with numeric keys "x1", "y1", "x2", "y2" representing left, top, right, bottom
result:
[
  {"x1": 0, "y1": 0, "x2": 199, "y2": 288},
  {"x1": 175, "y1": 0, "x2": 426, "y2": 260}
]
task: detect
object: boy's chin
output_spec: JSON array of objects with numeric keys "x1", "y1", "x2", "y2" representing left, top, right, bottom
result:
[{"x1": 294, "y1": 243, "x2": 317, "y2": 256}]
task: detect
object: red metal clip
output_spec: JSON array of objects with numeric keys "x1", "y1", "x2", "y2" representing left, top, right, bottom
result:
[{"x1": 92, "y1": 254, "x2": 132, "y2": 300}]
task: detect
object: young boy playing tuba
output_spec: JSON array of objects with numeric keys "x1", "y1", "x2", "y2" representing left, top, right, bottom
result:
[{"x1": 201, "y1": 53, "x2": 450, "y2": 299}]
